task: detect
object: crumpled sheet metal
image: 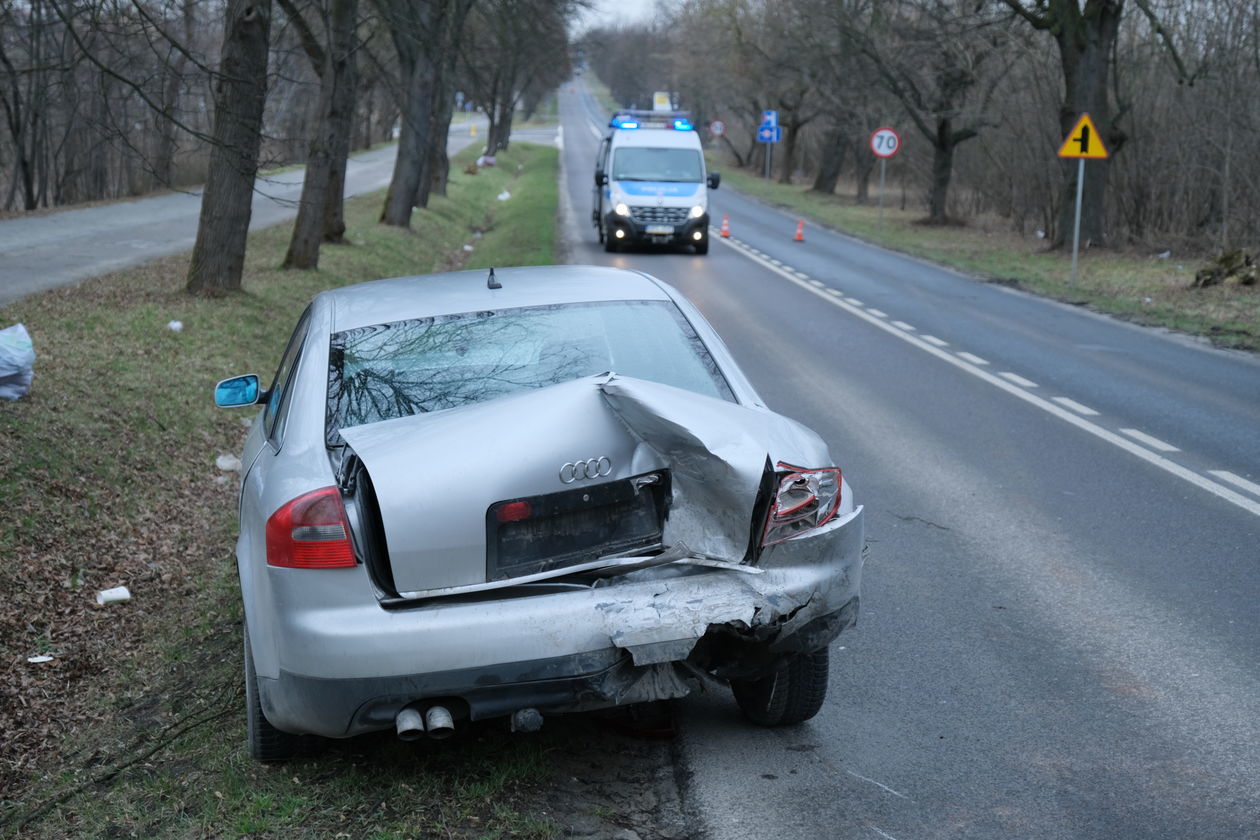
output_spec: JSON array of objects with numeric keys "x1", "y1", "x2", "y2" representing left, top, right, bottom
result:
[{"x1": 598, "y1": 374, "x2": 834, "y2": 565}]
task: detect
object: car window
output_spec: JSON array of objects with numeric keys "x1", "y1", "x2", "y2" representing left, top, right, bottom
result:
[
  {"x1": 612, "y1": 148, "x2": 703, "y2": 182},
  {"x1": 264, "y1": 307, "x2": 312, "y2": 443},
  {"x1": 326, "y1": 300, "x2": 734, "y2": 443}
]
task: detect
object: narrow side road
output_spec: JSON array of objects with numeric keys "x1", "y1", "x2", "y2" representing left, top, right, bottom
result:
[{"x1": 0, "y1": 121, "x2": 485, "y2": 307}]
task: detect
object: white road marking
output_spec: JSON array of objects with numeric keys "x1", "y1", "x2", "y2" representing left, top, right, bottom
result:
[
  {"x1": 587, "y1": 122, "x2": 602, "y2": 140},
  {"x1": 922, "y1": 335, "x2": 949, "y2": 347},
  {"x1": 1052, "y1": 397, "x2": 1100, "y2": 416},
  {"x1": 846, "y1": 770, "x2": 910, "y2": 800},
  {"x1": 770, "y1": 258, "x2": 783, "y2": 266},
  {"x1": 796, "y1": 271, "x2": 810, "y2": 279},
  {"x1": 826, "y1": 288, "x2": 843, "y2": 296},
  {"x1": 1209, "y1": 471, "x2": 1260, "y2": 498},
  {"x1": 957, "y1": 351, "x2": 989, "y2": 365},
  {"x1": 892, "y1": 320, "x2": 915, "y2": 331},
  {"x1": 809, "y1": 279, "x2": 825, "y2": 288},
  {"x1": 846, "y1": 297, "x2": 864, "y2": 306},
  {"x1": 713, "y1": 234, "x2": 1260, "y2": 519},
  {"x1": 1120, "y1": 428, "x2": 1180, "y2": 452},
  {"x1": 868, "y1": 827, "x2": 901, "y2": 840},
  {"x1": 999, "y1": 372, "x2": 1038, "y2": 388},
  {"x1": 867, "y1": 308, "x2": 888, "y2": 318}
]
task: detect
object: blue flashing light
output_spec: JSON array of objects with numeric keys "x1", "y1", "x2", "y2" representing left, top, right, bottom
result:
[
  {"x1": 673, "y1": 119, "x2": 693, "y2": 131},
  {"x1": 621, "y1": 120, "x2": 639, "y2": 129}
]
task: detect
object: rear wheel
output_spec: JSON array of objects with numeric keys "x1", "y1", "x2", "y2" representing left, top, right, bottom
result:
[
  {"x1": 731, "y1": 648, "x2": 829, "y2": 726},
  {"x1": 244, "y1": 623, "x2": 321, "y2": 761}
]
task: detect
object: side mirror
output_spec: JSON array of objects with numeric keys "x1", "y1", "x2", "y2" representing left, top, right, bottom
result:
[
  {"x1": 595, "y1": 171, "x2": 608, "y2": 186},
  {"x1": 707, "y1": 172, "x2": 721, "y2": 190},
  {"x1": 215, "y1": 374, "x2": 263, "y2": 407}
]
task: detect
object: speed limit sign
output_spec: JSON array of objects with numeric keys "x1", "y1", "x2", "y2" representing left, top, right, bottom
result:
[{"x1": 870, "y1": 127, "x2": 901, "y2": 158}]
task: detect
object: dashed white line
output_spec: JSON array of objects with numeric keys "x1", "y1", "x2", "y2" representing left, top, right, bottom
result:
[
  {"x1": 770, "y1": 258, "x2": 783, "y2": 266},
  {"x1": 868, "y1": 827, "x2": 901, "y2": 840},
  {"x1": 587, "y1": 122, "x2": 602, "y2": 140},
  {"x1": 1209, "y1": 471, "x2": 1260, "y2": 498},
  {"x1": 795, "y1": 271, "x2": 811, "y2": 280},
  {"x1": 957, "y1": 351, "x2": 989, "y2": 365},
  {"x1": 809, "y1": 279, "x2": 825, "y2": 288},
  {"x1": 999, "y1": 372, "x2": 1038, "y2": 388},
  {"x1": 892, "y1": 320, "x2": 915, "y2": 331},
  {"x1": 711, "y1": 233, "x2": 1260, "y2": 520},
  {"x1": 922, "y1": 335, "x2": 949, "y2": 347},
  {"x1": 867, "y1": 308, "x2": 888, "y2": 318},
  {"x1": 845, "y1": 770, "x2": 910, "y2": 800},
  {"x1": 1120, "y1": 428, "x2": 1180, "y2": 452},
  {"x1": 1052, "y1": 397, "x2": 1100, "y2": 416},
  {"x1": 845, "y1": 297, "x2": 864, "y2": 306},
  {"x1": 825, "y1": 288, "x2": 843, "y2": 296}
]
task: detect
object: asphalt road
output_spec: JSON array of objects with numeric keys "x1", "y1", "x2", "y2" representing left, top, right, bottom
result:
[
  {"x1": 560, "y1": 79, "x2": 1260, "y2": 839},
  {"x1": 0, "y1": 120, "x2": 485, "y2": 308}
]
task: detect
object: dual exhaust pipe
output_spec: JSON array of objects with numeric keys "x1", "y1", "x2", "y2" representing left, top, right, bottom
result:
[
  {"x1": 395, "y1": 704, "x2": 455, "y2": 741},
  {"x1": 395, "y1": 704, "x2": 544, "y2": 740}
]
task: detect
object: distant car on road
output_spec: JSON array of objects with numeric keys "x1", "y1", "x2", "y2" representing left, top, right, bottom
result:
[{"x1": 215, "y1": 265, "x2": 864, "y2": 760}]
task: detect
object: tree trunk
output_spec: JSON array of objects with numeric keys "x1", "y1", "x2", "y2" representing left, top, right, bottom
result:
[
  {"x1": 811, "y1": 125, "x2": 848, "y2": 194},
  {"x1": 927, "y1": 136, "x2": 954, "y2": 223},
  {"x1": 1051, "y1": 0, "x2": 1124, "y2": 248},
  {"x1": 283, "y1": 0, "x2": 357, "y2": 267},
  {"x1": 427, "y1": 80, "x2": 454, "y2": 198},
  {"x1": 186, "y1": 0, "x2": 272, "y2": 295},
  {"x1": 380, "y1": 54, "x2": 434, "y2": 226},
  {"x1": 855, "y1": 144, "x2": 875, "y2": 203}
]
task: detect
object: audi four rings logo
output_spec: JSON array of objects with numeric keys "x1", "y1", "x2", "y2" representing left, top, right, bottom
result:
[{"x1": 560, "y1": 457, "x2": 613, "y2": 483}]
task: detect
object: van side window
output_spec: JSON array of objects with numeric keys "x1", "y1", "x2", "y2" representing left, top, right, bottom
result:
[{"x1": 264, "y1": 307, "x2": 312, "y2": 444}]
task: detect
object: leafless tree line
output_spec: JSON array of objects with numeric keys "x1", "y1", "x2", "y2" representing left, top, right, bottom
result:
[
  {"x1": 0, "y1": 0, "x2": 575, "y2": 294},
  {"x1": 585, "y1": 0, "x2": 1259, "y2": 254}
]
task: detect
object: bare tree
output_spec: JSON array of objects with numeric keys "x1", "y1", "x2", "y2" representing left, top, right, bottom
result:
[
  {"x1": 277, "y1": 0, "x2": 358, "y2": 269},
  {"x1": 374, "y1": 0, "x2": 474, "y2": 228},
  {"x1": 186, "y1": 0, "x2": 272, "y2": 294}
]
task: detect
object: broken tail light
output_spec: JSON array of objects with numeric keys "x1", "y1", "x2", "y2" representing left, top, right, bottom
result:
[
  {"x1": 761, "y1": 465, "x2": 841, "y2": 547},
  {"x1": 266, "y1": 486, "x2": 356, "y2": 568}
]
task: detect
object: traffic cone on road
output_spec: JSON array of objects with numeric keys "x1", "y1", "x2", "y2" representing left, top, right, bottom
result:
[
  {"x1": 793, "y1": 219, "x2": 805, "y2": 242},
  {"x1": 720, "y1": 215, "x2": 731, "y2": 238}
]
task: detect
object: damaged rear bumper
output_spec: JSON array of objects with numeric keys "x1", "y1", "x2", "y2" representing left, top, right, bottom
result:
[{"x1": 259, "y1": 506, "x2": 863, "y2": 738}]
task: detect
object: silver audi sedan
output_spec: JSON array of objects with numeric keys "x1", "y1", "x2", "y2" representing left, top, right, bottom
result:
[{"x1": 215, "y1": 265, "x2": 865, "y2": 761}]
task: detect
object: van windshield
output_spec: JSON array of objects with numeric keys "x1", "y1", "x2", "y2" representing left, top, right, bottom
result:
[{"x1": 612, "y1": 147, "x2": 703, "y2": 182}]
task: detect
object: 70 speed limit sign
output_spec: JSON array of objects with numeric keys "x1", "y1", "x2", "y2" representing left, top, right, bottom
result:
[{"x1": 870, "y1": 127, "x2": 901, "y2": 158}]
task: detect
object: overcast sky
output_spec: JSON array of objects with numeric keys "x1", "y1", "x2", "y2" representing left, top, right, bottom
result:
[{"x1": 575, "y1": 0, "x2": 660, "y2": 33}]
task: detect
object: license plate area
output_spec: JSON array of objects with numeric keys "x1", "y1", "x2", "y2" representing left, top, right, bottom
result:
[
  {"x1": 645, "y1": 224, "x2": 675, "y2": 235},
  {"x1": 486, "y1": 471, "x2": 671, "y2": 581}
]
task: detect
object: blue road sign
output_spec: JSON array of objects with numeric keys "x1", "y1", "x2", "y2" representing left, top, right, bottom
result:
[
  {"x1": 757, "y1": 125, "x2": 782, "y2": 143},
  {"x1": 761, "y1": 109, "x2": 778, "y2": 128}
]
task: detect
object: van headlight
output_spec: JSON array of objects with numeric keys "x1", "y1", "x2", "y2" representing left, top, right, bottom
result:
[
  {"x1": 614, "y1": 203, "x2": 630, "y2": 217},
  {"x1": 689, "y1": 205, "x2": 705, "y2": 219}
]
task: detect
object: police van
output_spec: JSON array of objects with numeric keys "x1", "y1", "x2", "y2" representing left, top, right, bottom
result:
[{"x1": 593, "y1": 109, "x2": 720, "y2": 255}]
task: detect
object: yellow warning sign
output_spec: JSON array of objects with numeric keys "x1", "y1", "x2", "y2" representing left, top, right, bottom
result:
[{"x1": 1057, "y1": 113, "x2": 1109, "y2": 159}]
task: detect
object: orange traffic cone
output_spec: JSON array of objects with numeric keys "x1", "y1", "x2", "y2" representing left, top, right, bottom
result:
[
  {"x1": 793, "y1": 219, "x2": 805, "y2": 242},
  {"x1": 720, "y1": 215, "x2": 731, "y2": 238}
]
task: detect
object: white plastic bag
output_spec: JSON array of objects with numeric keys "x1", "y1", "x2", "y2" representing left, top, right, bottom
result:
[{"x1": 0, "y1": 323, "x2": 34, "y2": 401}]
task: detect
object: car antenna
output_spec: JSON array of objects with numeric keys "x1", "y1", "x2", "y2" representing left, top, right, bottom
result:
[{"x1": 487, "y1": 267, "x2": 501, "y2": 289}]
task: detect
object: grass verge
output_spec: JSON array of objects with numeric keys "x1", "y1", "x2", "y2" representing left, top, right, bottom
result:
[
  {"x1": 0, "y1": 143, "x2": 573, "y2": 838},
  {"x1": 714, "y1": 164, "x2": 1260, "y2": 352}
]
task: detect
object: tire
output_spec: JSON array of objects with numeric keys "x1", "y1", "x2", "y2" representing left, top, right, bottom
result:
[
  {"x1": 244, "y1": 623, "x2": 320, "y2": 761},
  {"x1": 694, "y1": 237, "x2": 709, "y2": 255},
  {"x1": 731, "y1": 647, "x2": 829, "y2": 726},
  {"x1": 603, "y1": 230, "x2": 619, "y2": 252},
  {"x1": 597, "y1": 221, "x2": 605, "y2": 244}
]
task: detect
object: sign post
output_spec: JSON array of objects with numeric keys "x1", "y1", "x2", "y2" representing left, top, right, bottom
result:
[
  {"x1": 1057, "y1": 113, "x2": 1109, "y2": 284},
  {"x1": 869, "y1": 127, "x2": 901, "y2": 227},
  {"x1": 759, "y1": 110, "x2": 779, "y2": 179}
]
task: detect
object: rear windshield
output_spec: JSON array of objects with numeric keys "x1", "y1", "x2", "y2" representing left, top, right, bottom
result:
[
  {"x1": 326, "y1": 300, "x2": 734, "y2": 443},
  {"x1": 612, "y1": 147, "x2": 703, "y2": 182}
]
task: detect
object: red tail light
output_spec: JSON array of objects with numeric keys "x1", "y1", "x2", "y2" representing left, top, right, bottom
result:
[
  {"x1": 266, "y1": 486, "x2": 356, "y2": 568},
  {"x1": 761, "y1": 465, "x2": 842, "y2": 547}
]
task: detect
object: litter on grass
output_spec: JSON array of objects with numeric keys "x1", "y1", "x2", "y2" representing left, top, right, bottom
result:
[
  {"x1": 216, "y1": 454, "x2": 242, "y2": 471},
  {"x1": 96, "y1": 586, "x2": 131, "y2": 605},
  {"x1": 167, "y1": 320, "x2": 184, "y2": 332},
  {"x1": 0, "y1": 322, "x2": 35, "y2": 401}
]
